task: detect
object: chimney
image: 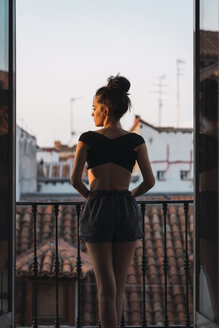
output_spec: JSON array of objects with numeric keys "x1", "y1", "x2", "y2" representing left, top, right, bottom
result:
[
  {"x1": 54, "y1": 141, "x2": 62, "y2": 150},
  {"x1": 130, "y1": 115, "x2": 140, "y2": 132}
]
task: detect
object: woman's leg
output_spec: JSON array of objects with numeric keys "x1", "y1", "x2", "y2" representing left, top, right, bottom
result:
[
  {"x1": 85, "y1": 242, "x2": 117, "y2": 328},
  {"x1": 112, "y1": 241, "x2": 138, "y2": 327}
]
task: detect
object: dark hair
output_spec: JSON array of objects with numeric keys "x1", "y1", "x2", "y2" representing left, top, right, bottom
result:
[{"x1": 95, "y1": 74, "x2": 131, "y2": 120}]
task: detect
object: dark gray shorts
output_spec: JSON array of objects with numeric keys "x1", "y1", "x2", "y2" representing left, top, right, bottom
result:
[{"x1": 79, "y1": 189, "x2": 144, "y2": 243}]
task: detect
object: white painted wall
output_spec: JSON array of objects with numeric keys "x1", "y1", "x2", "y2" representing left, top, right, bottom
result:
[
  {"x1": 38, "y1": 181, "x2": 82, "y2": 194},
  {"x1": 16, "y1": 126, "x2": 37, "y2": 200},
  {"x1": 138, "y1": 123, "x2": 193, "y2": 193},
  {"x1": 36, "y1": 150, "x2": 59, "y2": 163},
  {"x1": 37, "y1": 175, "x2": 139, "y2": 195}
]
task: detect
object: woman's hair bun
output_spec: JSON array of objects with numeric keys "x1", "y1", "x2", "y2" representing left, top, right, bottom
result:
[{"x1": 107, "y1": 74, "x2": 130, "y2": 94}]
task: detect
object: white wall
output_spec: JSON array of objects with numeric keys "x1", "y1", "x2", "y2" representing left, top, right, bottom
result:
[
  {"x1": 38, "y1": 176, "x2": 139, "y2": 195},
  {"x1": 38, "y1": 181, "x2": 82, "y2": 194},
  {"x1": 16, "y1": 126, "x2": 37, "y2": 200},
  {"x1": 139, "y1": 124, "x2": 193, "y2": 194},
  {"x1": 37, "y1": 150, "x2": 59, "y2": 163}
]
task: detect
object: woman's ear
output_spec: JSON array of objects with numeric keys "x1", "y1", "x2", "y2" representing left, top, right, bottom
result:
[{"x1": 104, "y1": 106, "x2": 109, "y2": 116}]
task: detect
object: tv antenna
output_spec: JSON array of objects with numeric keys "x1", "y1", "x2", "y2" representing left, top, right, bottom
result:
[
  {"x1": 176, "y1": 58, "x2": 186, "y2": 127},
  {"x1": 151, "y1": 74, "x2": 168, "y2": 126}
]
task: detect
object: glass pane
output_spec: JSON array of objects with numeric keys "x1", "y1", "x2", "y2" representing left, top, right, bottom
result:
[
  {"x1": 198, "y1": 0, "x2": 219, "y2": 323},
  {"x1": 0, "y1": 0, "x2": 9, "y2": 315}
]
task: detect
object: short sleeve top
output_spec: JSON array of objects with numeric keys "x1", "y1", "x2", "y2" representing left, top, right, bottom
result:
[{"x1": 78, "y1": 130, "x2": 145, "y2": 173}]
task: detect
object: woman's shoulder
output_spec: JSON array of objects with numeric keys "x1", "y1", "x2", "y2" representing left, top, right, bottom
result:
[
  {"x1": 128, "y1": 132, "x2": 146, "y2": 147},
  {"x1": 78, "y1": 130, "x2": 93, "y2": 144},
  {"x1": 78, "y1": 129, "x2": 145, "y2": 146},
  {"x1": 79, "y1": 130, "x2": 92, "y2": 136}
]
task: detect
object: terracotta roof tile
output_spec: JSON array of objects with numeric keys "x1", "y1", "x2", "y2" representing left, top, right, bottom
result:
[
  {"x1": 167, "y1": 248, "x2": 175, "y2": 257},
  {"x1": 146, "y1": 239, "x2": 153, "y2": 249},
  {"x1": 172, "y1": 224, "x2": 180, "y2": 234},
  {"x1": 200, "y1": 30, "x2": 219, "y2": 59},
  {"x1": 154, "y1": 231, "x2": 162, "y2": 240},
  {"x1": 16, "y1": 238, "x2": 92, "y2": 278},
  {"x1": 127, "y1": 273, "x2": 138, "y2": 284}
]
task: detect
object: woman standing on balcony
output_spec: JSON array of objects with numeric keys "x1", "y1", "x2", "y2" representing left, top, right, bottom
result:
[{"x1": 70, "y1": 74, "x2": 155, "y2": 328}]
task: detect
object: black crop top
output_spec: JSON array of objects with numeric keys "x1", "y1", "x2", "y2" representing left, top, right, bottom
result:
[{"x1": 78, "y1": 130, "x2": 145, "y2": 173}]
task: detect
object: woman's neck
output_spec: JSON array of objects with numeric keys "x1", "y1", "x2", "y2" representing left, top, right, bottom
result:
[{"x1": 103, "y1": 121, "x2": 122, "y2": 130}]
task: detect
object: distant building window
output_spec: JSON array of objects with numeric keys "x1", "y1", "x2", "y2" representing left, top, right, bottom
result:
[
  {"x1": 157, "y1": 171, "x2": 166, "y2": 180},
  {"x1": 180, "y1": 170, "x2": 190, "y2": 180}
]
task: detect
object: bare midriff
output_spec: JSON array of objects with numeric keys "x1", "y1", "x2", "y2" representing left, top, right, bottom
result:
[{"x1": 88, "y1": 162, "x2": 132, "y2": 191}]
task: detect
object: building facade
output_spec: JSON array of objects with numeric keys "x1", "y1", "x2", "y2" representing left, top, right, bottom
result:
[{"x1": 131, "y1": 116, "x2": 193, "y2": 194}]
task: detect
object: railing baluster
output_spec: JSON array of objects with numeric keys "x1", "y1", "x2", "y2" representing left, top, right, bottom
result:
[
  {"x1": 54, "y1": 204, "x2": 60, "y2": 328},
  {"x1": 162, "y1": 203, "x2": 169, "y2": 328},
  {"x1": 140, "y1": 203, "x2": 147, "y2": 328},
  {"x1": 32, "y1": 204, "x2": 38, "y2": 328},
  {"x1": 76, "y1": 204, "x2": 82, "y2": 328},
  {"x1": 184, "y1": 202, "x2": 191, "y2": 327}
]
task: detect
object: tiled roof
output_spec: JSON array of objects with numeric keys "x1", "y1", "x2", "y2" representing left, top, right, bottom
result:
[
  {"x1": 130, "y1": 115, "x2": 193, "y2": 133},
  {"x1": 54, "y1": 141, "x2": 76, "y2": 152},
  {"x1": 200, "y1": 30, "x2": 218, "y2": 59},
  {"x1": 16, "y1": 237, "x2": 92, "y2": 278},
  {"x1": 130, "y1": 115, "x2": 141, "y2": 132},
  {"x1": 16, "y1": 205, "x2": 79, "y2": 254},
  {"x1": 16, "y1": 201, "x2": 193, "y2": 325}
]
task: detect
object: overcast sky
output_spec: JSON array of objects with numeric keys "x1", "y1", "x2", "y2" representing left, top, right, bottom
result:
[{"x1": 16, "y1": 0, "x2": 195, "y2": 147}]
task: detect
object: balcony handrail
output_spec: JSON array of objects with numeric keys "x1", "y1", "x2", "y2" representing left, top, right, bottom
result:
[{"x1": 16, "y1": 199, "x2": 193, "y2": 206}]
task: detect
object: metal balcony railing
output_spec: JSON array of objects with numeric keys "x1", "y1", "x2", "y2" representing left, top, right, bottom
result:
[{"x1": 16, "y1": 199, "x2": 193, "y2": 328}]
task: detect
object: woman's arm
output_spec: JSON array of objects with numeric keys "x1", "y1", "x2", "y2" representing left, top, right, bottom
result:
[
  {"x1": 131, "y1": 143, "x2": 155, "y2": 197},
  {"x1": 70, "y1": 141, "x2": 91, "y2": 199}
]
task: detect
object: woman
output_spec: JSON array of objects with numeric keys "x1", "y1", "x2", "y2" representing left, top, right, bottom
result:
[{"x1": 70, "y1": 74, "x2": 155, "y2": 328}]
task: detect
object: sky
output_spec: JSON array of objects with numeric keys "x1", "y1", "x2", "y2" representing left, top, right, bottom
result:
[{"x1": 16, "y1": 0, "x2": 195, "y2": 147}]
